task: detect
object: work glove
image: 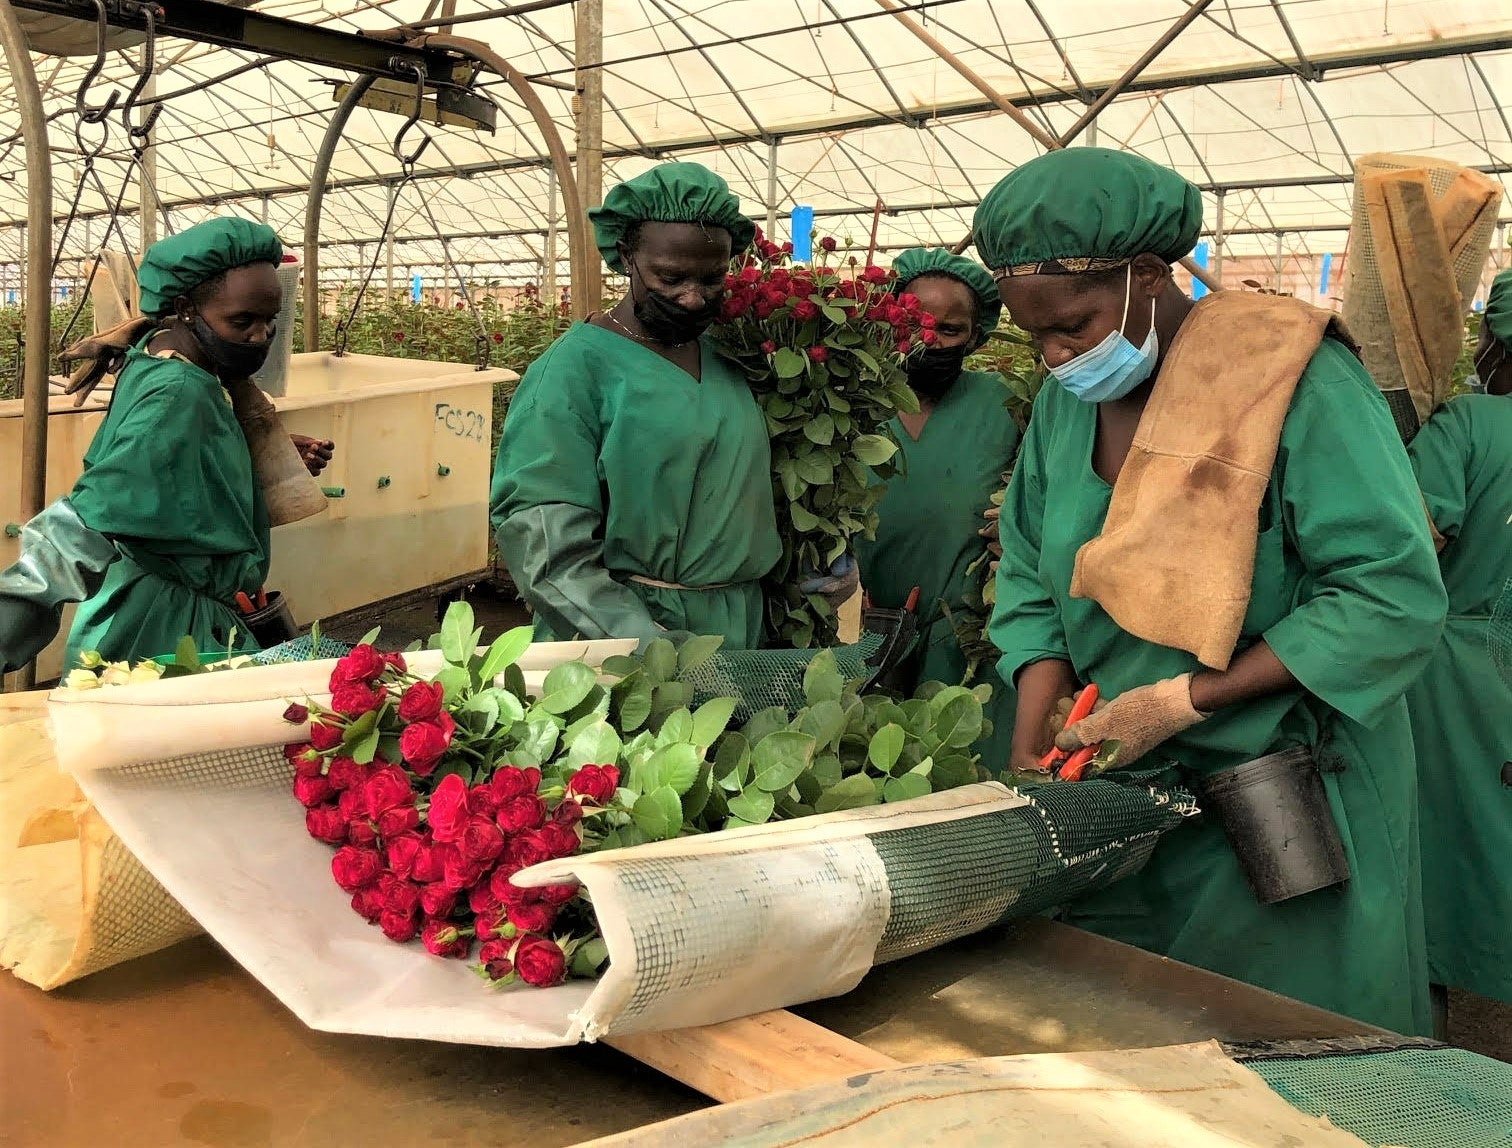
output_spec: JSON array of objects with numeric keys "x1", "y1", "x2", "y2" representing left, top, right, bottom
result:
[
  {"x1": 59, "y1": 316, "x2": 156, "y2": 407},
  {"x1": 1053, "y1": 673, "x2": 1206, "y2": 768},
  {"x1": 799, "y1": 553, "x2": 859, "y2": 614}
]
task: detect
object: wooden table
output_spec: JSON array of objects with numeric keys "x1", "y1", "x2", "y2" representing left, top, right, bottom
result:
[{"x1": 0, "y1": 919, "x2": 1378, "y2": 1148}]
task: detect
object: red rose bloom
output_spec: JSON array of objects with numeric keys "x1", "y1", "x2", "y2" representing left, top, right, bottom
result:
[
  {"x1": 282, "y1": 702, "x2": 309, "y2": 725},
  {"x1": 382, "y1": 651, "x2": 407, "y2": 674},
  {"x1": 919, "y1": 329, "x2": 939, "y2": 347},
  {"x1": 289, "y1": 747, "x2": 323, "y2": 779},
  {"x1": 421, "y1": 918, "x2": 471, "y2": 959},
  {"x1": 918, "y1": 311, "x2": 938, "y2": 330},
  {"x1": 385, "y1": 833, "x2": 424, "y2": 880},
  {"x1": 305, "y1": 804, "x2": 348, "y2": 845},
  {"x1": 309, "y1": 720, "x2": 344, "y2": 752},
  {"x1": 400, "y1": 712, "x2": 454, "y2": 776},
  {"x1": 540, "y1": 882, "x2": 580, "y2": 906},
  {"x1": 468, "y1": 881, "x2": 502, "y2": 917},
  {"x1": 898, "y1": 292, "x2": 921, "y2": 310},
  {"x1": 292, "y1": 773, "x2": 335, "y2": 808},
  {"x1": 442, "y1": 847, "x2": 489, "y2": 893},
  {"x1": 350, "y1": 886, "x2": 386, "y2": 922},
  {"x1": 537, "y1": 822, "x2": 581, "y2": 859},
  {"x1": 565, "y1": 764, "x2": 619, "y2": 805},
  {"x1": 338, "y1": 785, "x2": 366, "y2": 823},
  {"x1": 514, "y1": 935, "x2": 568, "y2": 988},
  {"x1": 819, "y1": 236, "x2": 838, "y2": 253},
  {"x1": 376, "y1": 804, "x2": 419, "y2": 838},
  {"x1": 348, "y1": 819, "x2": 378, "y2": 848},
  {"x1": 897, "y1": 338, "x2": 913, "y2": 354},
  {"x1": 364, "y1": 766, "x2": 413, "y2": 816},
  {"x1": 495, "y1": 793, "x2": 547, "y2": 834},
  {"x1": 397, "y1": 680, "x2": 444, "y2": 723},
  {"x1": 427, "y1": 774, "x2": 470, "y2": 842},
  {"x1": 490, "y1": 866, "x2": 529, "y2": 906},
  {"x1": 477, "y1": 939, "x2": 514, "y2": 980},
  {"x1": 488, "y1": 766, "x2": 542, "y2": 803},
  {"x1": 496, "y1": 833, "x2": 552, "y2": 877},
  {"x1": 807, "y1": 346, "x2": 829, "y2": 363},
  {"x1": 419, "y1": 884, "x2": 459, "y2": 918},
  {"x1": 332, "y1": 644, "x2": 385, "y2": 686},
  {"x1": 330, "y1": 683, "x2": 384, "y2": 719},
  {"x1": 379, "y1": 873, "x2": 421, "y2": 917},
  {"x1": 760, "y1": 339, "x2": 778, "y2": 354},
  {"x1": 326, "y1": 756, "x2": 368, "y2": 793},
  {"x1": 410, "y1": 841, "x2": 445, "y2": 885},
  {"x1": 505, "y1": 899, "x2": 558, "y2": 936},
  {"x1": 380, "y1": 909, "x2": 418, "y2": 943},
  {"x1": 791, "y1": 299, "x2": 819, "y2": 322},
  {"x1": 331, "y1": 845, "x2": 383, "y2": 892},
  {"x1": 861, "y1": 265, "x2": 889, "y2": 285},
  {"x1": 737, "y1": 266, "x2": 761, "y2": 286},
  {"x1": 458, "y1": 817, "x2": 506, "y2": 865},
  {"x1": 551, "y1": 798, "x2": 583, "y2": 828}
]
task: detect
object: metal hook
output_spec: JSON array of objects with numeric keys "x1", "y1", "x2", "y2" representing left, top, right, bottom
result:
[
  {"x1": 74, "y1": 0, "x2": 121, "y2": 126},
  {"x1": 389, "y1": 60, "x2": 432, "y2": 170},
  {"x1": 122, "y1": 2, "x2": 163, "y2": 143}
]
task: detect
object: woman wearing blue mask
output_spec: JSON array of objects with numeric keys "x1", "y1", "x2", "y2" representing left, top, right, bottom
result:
[
  {"x1": 491, "y1": 163, "x2": 782, "y2": 648},
  {"x1": 976, "y1": 148, "x2": 1445, "y2": 1034}
]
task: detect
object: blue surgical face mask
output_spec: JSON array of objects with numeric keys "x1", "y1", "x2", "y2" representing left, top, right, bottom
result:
[{"x1": 1049, "y1": 265, "x2": 1158, "y2": 403}]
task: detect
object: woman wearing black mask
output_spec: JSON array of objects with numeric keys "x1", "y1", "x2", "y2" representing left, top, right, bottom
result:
[
  {"x1": 0, "y1": 217, "x2": 332, "y2": 672},
  {"x1": 490, "y1": 163, "x2": 781, "y2": 648},
  {"x1": 856, "y1": 248, "x2": 1022, "y2": 764}
]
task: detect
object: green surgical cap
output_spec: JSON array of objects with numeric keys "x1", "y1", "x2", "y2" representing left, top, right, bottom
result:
[
  {"x1": 1485, "y1": 269, "x2": 1512, "y2": 351},
  {"x1": 892, "y1": 247, "x2": 1002, "y2": 342},
  {"x1": 590, "y1": 162, "x2": 755, "y2": 273},
  {"x1": 137, "y1": 217, "x2": 283, "y2": 316},
  {"x1": 973, "y1": 148, "x2": 1202, "y2": 276}
]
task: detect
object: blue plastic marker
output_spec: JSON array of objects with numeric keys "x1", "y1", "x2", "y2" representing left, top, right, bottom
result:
[
  {"x1": 1190, "y1": 241, "x2": 1209, "y2": 300},
  {"x1": 1319, "y1": 252, "x2": 1333, "y2": 296},
  {"x1": 790, "y1": 205, "x2": 814, "y2": 263},
  {"x1": 411, "y1": 273, "x2": 422, "y2": 303}
]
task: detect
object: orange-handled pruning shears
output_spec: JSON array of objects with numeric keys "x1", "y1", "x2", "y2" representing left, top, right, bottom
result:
[
  {"x1": 1039, "y1": 683, "x2": 1101, "y2": 778},
  {"x1": 256, "y1": 587, "x2": 268, "y2": 610},
  {"x1": 234, "y1": 591, "x2": 256, "y2": 615}
]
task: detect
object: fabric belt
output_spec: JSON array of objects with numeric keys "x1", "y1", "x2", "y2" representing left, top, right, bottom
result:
[{"x1": 627, "y1": 574, "x2": 733, "y2": 592}]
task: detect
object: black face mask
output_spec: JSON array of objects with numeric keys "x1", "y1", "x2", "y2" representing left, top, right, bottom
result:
[
  {"x1": 191, "y1": 313, "x2": 273, "y2": 379},
  {"x1": 906, "y1": 343, "x2": 969, "y2": 399},
  {"x1": 628, "y1": 261, "x2": 720, "y2": 346}
]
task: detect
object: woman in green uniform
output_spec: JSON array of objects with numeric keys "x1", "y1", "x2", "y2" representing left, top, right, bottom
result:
[
  {"x1": 0, "y1": 217, "x2": 327, "y2": 672},
  {"x1": 978, "y1": 148, "x2": 1444, "y2": 1034},
  {"x1": 491, "y1": 162, "x2": 783, "y2": 648},
  {"x1": 1405, "y1": 269, "x2": 1512, "y2": 1008},
  {"x1": 856, "y1": 247, "x2": 1019, "y2": 766}
]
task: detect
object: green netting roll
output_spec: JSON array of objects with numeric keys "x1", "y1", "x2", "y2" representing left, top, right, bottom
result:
[
  {"x1": 1491, "y1": 577, "x2": 1512, "y2": 687},
  {"x1": 682, "y1": 633, "x2": 885, "y2": 721}
]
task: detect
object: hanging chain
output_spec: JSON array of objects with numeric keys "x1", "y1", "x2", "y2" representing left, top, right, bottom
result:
[
  {"x1": 55, "y1": 2, "x2": 162, "y2": 353},
  {"x1": 334, "y1": 61, "x2": 430, "y2": 358}
]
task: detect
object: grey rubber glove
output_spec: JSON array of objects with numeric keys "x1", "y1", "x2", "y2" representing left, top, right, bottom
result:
[
  {"x1": 0, "y1": 498, "x2": 119, "y2": 673},
  {"x1": 799, "y1": 553, "x2": 860, "y2": 614}
]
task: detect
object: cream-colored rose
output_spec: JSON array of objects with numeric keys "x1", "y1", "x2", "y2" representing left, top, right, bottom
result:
[
  {"x1": 99, "y1": 662, "x2": 134, "y2": 687},
  {"x1": 64, "y1": 668, "x2": 102, "y2": 691},
  {"x1": 129, "y1": 661, "x2": 165, "y2": 684},
  {"x1": 76, "y1": 650, "x2": 104, "y2": 669}
]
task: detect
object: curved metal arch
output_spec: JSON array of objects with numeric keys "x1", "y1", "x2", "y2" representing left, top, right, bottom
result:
[{"x1": 302, "y1": 35, "x2": 592, "y2": 347}]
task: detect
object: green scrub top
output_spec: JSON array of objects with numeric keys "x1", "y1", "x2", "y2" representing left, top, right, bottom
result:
[
  {"x1": 856, "y1": 369, "x2": 1020, "y2": 768},
  {"x1": 1406, "y1": 394, "x2": 1512, "y2": 1006},
  {"x1": 66, "y1": 345, "x2": 271, "y2": 667},
  {"x1": 990, "y1": 338, "x2": 1446, "y2": 1036},
  {"x1": 491, "y1": 322, "x2": 781, "y2": 648}
]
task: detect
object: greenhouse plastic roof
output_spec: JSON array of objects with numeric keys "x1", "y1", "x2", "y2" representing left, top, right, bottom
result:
[{"x1": 0, "y1": 0, "x2": 1508, "y2": 283}]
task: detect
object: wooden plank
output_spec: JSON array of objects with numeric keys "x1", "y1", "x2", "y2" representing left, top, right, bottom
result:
[{"x1": 605, "y1": 1009, "x2": 900, "y2": 1103}]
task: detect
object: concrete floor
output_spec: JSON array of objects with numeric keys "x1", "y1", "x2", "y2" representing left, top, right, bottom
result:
[{"x1": 326, "y1": 583, "x2": 1512, "y2": 1065}]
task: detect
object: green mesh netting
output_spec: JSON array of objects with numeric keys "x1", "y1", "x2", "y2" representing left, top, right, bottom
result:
[
  {"x1": 683, "y1": 632, "x2": 885, "y2": 721},
  {"x1": 1241, "y1": 1044, "x2": 1512, "y2": 1148},
  {"x1": 249, "y1": 635, "x2": 354, "y2": 665},
  {"x1": 1491, "y1": 577, "x2": 1512, "y2": 687}
]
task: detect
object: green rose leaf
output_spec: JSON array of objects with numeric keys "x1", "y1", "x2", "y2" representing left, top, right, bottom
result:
[
  {"x1": 537, "y1": 660, "x2": 597, "y2": 715},
  {"x1": 852, "y1": 433, "x2": 898, "y2": 467},
  {"x1": 691, "y1": 696, "x2": 738, "y2": 749},
  {"x1": 810, "y1": 752, "x2": 843, "y2": 789},
  {"x1": 682, "y1": 763, "x2": 714, "y2": 820},
  {"x1": 931, "y1": 753, "x2": 978, "y2": 790},
  {"x1": 439, "y1": 600, "x2": 477, "y2": 665},
  {"x1": 751, "y1": 730, "x2": 817, "y2": 792},
  {"x1": 742, "y1": 706, "x2": 792, "y2": 746},
  {"x1": 567, "y1": 720, "x2": 623, "y2": 769},
  {"x1": 797, "y1": 699, "x2": 847, "y2": 750},
  {"x1": 727, "y1": 787, "x2": 775, "y2": 825},
  {"x1": 789, "y1": 502, "x2": 822, "y2": 531},
  {"x1": 882, "y1": 772, "x2": 931, "y2": 804},
  {"x1": 516, "y1": 720, "x2": 561, "y2": 764},
  {"x1": 642, "y1": 639, "x2": 678, "y2": 683},
  {"x1": 601, "y1": 654, "x2": 642, "y2": 679},
  {"x1": 814, "y1": 773, "x2": 880, "y2": 814},
  {"x1": 477, "y1": 625, "x2": 533, "y2": 686},
  {"x1": 632, "y1": 785, "x2": 684, "y2": 841},
  {"x1": 677, "y1": 634, "x2": 724, "y2": 674},
  {"x1": 436, "y1": 664, "x2": 472, "y2": 704},
  {"x1": 641, "y1": 742, "x2": 702, "y2": 795},
  {"x1": 803, "y1": 413, "x2": 835, "y2": 446},
  {"x1": 802, "y1": 649, "x2": 844, "y2": 704},
  {"x1": 935, "y1": 694, "x2": 985, "y2": 749},
  {"x1": 658, "y1": 708, "x2": 694, "y2": 745},
  {"x1": 773, "y1": 347, "x2": 806, "y2": 379},
  {"x1": 616, "y1": 677, "x2": 653, "y2": 731},
  {"x1": 867, "y1": 723, "x2": 906, "y2": 773}
]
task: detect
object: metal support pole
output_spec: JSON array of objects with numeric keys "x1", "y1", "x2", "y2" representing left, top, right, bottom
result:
[
  {"x1": 139, "y1": 74, "x2": 159, "y2": 250},
  {"x1": 574, "y1": 0, "x2": 604, "y2": 314},
  {"x1": 1055, "y1": 0, "x2": 1217, "y2": 147},
  {"x1": 304, "y1": 75, "x2": 376, "y2": 351},
  {"x1": 543, "y1": 165, "x2": 558, "y2": 300},
  {"x1": 1212, "y1": 188, "x2": 1226, "y2": 284},
  {"x1": 260, "y1": 195, "x2": 270, "y2": 225},
  {"x1": 385, "y1": 184, "x2": 396, "y2": 299},
  {"x1": 765, "y1": 139, "x2": 779, "y2": 237},
  {"x1": 1273, "y1": 232, "x2": 1285, "y2": 291},
  {"x1": 0, "y1": 0, "x2": 53, "y2": 691}
]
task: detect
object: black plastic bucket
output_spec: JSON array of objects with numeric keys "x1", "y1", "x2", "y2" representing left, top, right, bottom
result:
[
  {"x1": 1196, "y1": 746, "x2": 1350, "y2": 905},
  {"x1": 242, "y1": 590, "x2": 300, "y2": 649}
]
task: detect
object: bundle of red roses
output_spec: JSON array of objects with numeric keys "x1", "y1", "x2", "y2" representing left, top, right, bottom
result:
[
  {"x1": 286, "y1": 629, "x2": 621, "y2": 988},
  {"x1": 711, "y1": 228, "x2": 927, "y2": 647}
]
